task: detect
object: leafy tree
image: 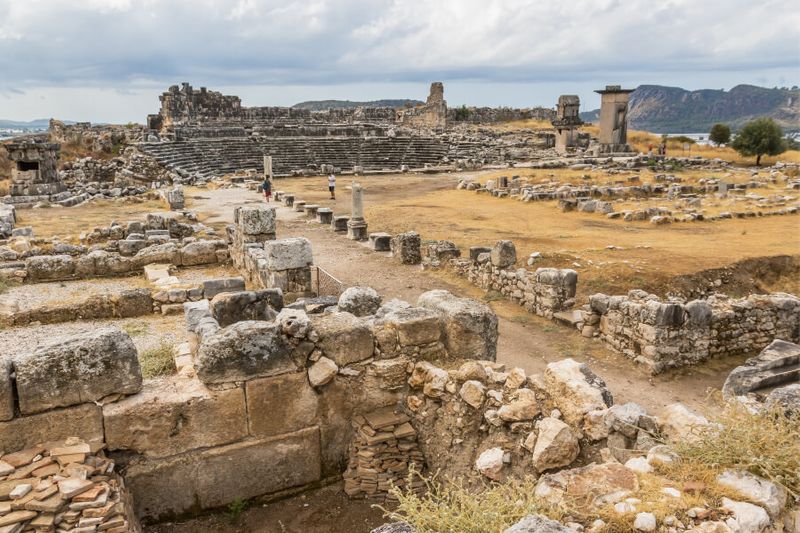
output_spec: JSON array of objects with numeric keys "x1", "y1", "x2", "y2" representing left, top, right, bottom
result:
[
  {"x1": 731, "y1": 118, "x2": 786, "y2": 165},
  {"x1": 454, "y1": 105, "x2": 471, "y2": 121},
  {"x1": 708, "y1": 123, "x2": 731, "y2": 146}
]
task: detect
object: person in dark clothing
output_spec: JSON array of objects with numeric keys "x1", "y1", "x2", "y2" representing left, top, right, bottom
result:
[{"x1": 261, "y1": 178, "x2": 272, "y2": 202}]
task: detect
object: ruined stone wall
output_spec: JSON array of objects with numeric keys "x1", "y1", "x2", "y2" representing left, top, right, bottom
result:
[
  {"x1": 448, "y1": 106, "x2": 556, "y2": 124},
  {"x1": 449, "y1": 240, "x2": 578, "y2": 319},
  {"x1": 588, "y1": 290, "x2": 800, "y2": 373}
]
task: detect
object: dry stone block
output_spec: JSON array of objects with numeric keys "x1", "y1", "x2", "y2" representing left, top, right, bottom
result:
[
  {"x1": 308, "y1": 357, "x2": 338, "y2": 387},
  {"x1": 202, "y1": 277, "x2": 246, "y2": 299},
  {"x1": 338, "y1": 286, "x2": 382, "y2": 317},
  {"x1": 490, "y1": 240, "x2": 516, "y2": 268},
  {"x1": 390, "y1": 232, "x2": 421, "y2": 264},
  {"x1": 195, "y1": 321, "x2": 297, "y2": 384},
  {"x1": 25, "y1": 254, "x2": 75, "y2": 282},
  {"x1": 505, "y1": 515, "x2": 574, "y2": 533},
  {"x1": 103, "y1": 377, "x2": 248, "y2": 458},
  {"x1": 542, "y1": 358, "x2": 613, "y2": 428},
  {"x1": 313, "y1": 312, "x2": 374, "y2": 367},
  {"x1": 246, "y1": 372, "x2": 319, "y2": 438},
  {"x1": 180, "y1": 241, "x2": 219, "y2": 266},
  {"x1": 264, "y1": 237, "x2": 313, "y2": 271},
  {"x1": 210, "y1": 290, "x2": 279, "y2": 327},
  {"x1": 0, "y1": 404, "x2": 103, "y2": 452},
  {"x1": 417, "y1": 290, "x2": 498, "y2": 361},
  {"x1": 378, "y1": 306, "x2": 442, "y2": 347},
  {"x1": 0, "y1": 357, "x2": 12, "y2": 422},
  {"x1": 14, "y1": 326, "x2": 142, "y2": 415},
  {"x1": 530, "y1": 417, "x2": 580, "y2": 472},
  {"x1": 237, "y1": 205, "x2": 276, "y2": 235},
  {"x1": 126, "y1": 427, "x2": 321, "y2": 521}
]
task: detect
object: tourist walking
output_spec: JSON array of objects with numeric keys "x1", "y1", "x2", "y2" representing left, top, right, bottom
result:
[
  {"x1": 328, "y1": 173, "x2": 336, "y2": 200},
  {"x1": 261, "y1": 177, "x2": 272, "y2": 202}
]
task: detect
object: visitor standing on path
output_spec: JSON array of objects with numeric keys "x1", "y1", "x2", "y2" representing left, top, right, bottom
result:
[
  {"x1": 328, "y1": 173, "x2": 336, "y2": 200},
  {"x1": 261, "y1": 177, "x2": 272, "y2": 202}
]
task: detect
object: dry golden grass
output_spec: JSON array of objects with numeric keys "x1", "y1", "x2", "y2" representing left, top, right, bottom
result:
[
  {"x1": 139, "y1": 342, "x2": 177, "y2": 379},
  {"x1": 482, "y1": 119, "x2": 554, "y2": 131}
]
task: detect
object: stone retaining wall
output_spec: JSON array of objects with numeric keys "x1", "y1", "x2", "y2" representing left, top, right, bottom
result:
[
  {"x1": 449, "y1": 240, "x2": 578, "y2": 319},
  {"x1": 587, "y1": 290, "x2": 800, "y2": 373}
]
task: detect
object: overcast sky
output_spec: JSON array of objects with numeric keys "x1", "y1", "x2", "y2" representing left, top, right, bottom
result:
[{"x1": 1, "y1": 0, "x2": 798, "y2": 123}]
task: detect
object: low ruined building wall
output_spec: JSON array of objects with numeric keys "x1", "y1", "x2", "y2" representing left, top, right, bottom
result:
[
  {"x1": 588, "y1": 290, "x2": 800, "y2": 373},
  {"x1": 450, "y1": 240, "x2": 577, "y2": 319},
  {"x1": 447, "y1": 106, "x2": 556, "y2": 124},
  {"x1": 0, "y1": 203, "x2": 15, "y2": 238}
]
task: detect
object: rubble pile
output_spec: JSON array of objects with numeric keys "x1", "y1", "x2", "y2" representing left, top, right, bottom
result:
[
  {"x1": 343, "y1": 407, "x2": 425, "y2": 502},
  {"x1": 0, "y1": 438, "x2": 139, "y2": 532}
]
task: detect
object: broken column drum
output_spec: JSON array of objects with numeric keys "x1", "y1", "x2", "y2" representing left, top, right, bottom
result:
[{"x1": 347, "y1": 181, "x2": 368, "y2": 241}]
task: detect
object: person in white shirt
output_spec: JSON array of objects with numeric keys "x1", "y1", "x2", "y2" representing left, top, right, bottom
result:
[{"x1": 328, "y1": 173, "x2": 336, "y2": 200}]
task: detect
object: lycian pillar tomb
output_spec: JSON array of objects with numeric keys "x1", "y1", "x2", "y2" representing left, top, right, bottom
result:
[
  {"x1": 263, "y1": 155, "x2": 273, "y2": 179},
  {"x1": 347, "y1": 181, "x2": 368, "y2": 241},
  {"x1": 551, "y1": 95, "x2": 583, "y2": 154},
  {"x1": 593, "y1": 85, "x2": 635, "y2": 154}
]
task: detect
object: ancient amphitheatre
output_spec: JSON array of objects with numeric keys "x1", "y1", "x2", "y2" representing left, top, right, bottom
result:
[{"x1": 0, "y1": 72, "x2": 799, "y2": 533}]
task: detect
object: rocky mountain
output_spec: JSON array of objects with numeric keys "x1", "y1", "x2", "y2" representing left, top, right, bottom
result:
[
  {"x1": 292, "y1": 99, "x2": 423, "y2": 111},
  {"x1": 580, "y1": 84, "x2": 800, "y2": 133}
]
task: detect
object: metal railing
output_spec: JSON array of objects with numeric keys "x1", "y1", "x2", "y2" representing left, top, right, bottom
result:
[{"x1": 312, "y1": 265, "x2": 345, "y2": 297}]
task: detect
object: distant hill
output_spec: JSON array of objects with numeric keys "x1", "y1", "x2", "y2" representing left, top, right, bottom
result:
[
  {"x1": 0, "y1": 118, "x2": 56, "y2": 129},
  {"x1": 580, "y1": 84, "x2": 800, "y2": 133},
  {"x1": 292, "y1": 99, "x2": 423, "y2": 111}
]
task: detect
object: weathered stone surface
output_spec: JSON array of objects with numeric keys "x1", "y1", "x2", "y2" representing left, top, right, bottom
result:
[
  {"x1": 530, "y1": 417, "x2": 580, "y2": 472},
  {"x1": 634, "y1": 512, "x2": 657, "y2": 532},
  {"x1": 308, "y1": 357, "x2": 338, "y2": 387},
  {"x1": 605, "y1": 402, "x2": 647, "y2": 439},
  {"x1": 659, "y1": 403, "x2": 710, "y2": 443},
  {"x1": 0, "y1": 403, "x2": 103, "y2": 452},
  {"x1": 498, "y1": 388, "x2": 540, "y2": 422},
  {"x1": 126, "y1": 427, "x2": 321, "y2": 521},
  {"x1": 237, "y1": 205, "x2": 276, "y2": 235},
  {"x1": 390, "y1": 232, "x2": 421, "y2": 264},
  {"x1": 490, "y1": 240, "x2": 516, "y2": 268},
  {"x1": 195, "y1": 321, "x2": 297, "y2": 384},
  {"x1": 376, "y1": 306, "x2": 442, "y2": 348},
  {"x1": 312, "y1": 312, "x2": 374, "y2": 367},
  {"x1": 210, "y1": 290, "x2": 278, "y2": 327},
  {"x1": 25, "y1": 255, "x2": 75, "y2": 282},
  {"x1": 371, "y1": 523, "x2": 416, "y2": 533},
  {"x1": 716, "y1": 470, "x2": 787, "y2": 519},
  {"x1": 14, "y1": 326, "x2": 142, "y2": 414},
  {"x1": 475, "y1": 447, "x2": 505, "y2": 481},
  {"x1": 0, "y1": 357, "x2": 12, "y2": 422},
  {"x1": 338, "y1": 286, "x2": 382, "y2": 317},
  {"x1": 246, "y1": 372, "x2": 319, "y2": 438},
  {"x1": 103, "y1": 377, "x2": 248, "y2": 458},
  {"x1": 720, "y1": 498, "x2": 770, "y2": 533},
  {"x1": 543, "y1": 358, "x2": 613, "y2": 427},
  {"x1": 276, "y1": 308, "x2": 311, "y2": 338},
  {"x1": 417, "y1": 290, "x2": 498, "y2": 360},
  {"x1": 505, "y1": 515, "x2": 573, "y2": 533},
  {"x1": 722, "y1": 339, "x2": 800, "y2": 399},
  {"x1": 459, "y1": 380, "x2": 486, "y2": 409},
  {"x1": 202, "y1": 277, "x2": 246, "y2": 299},
  {"x1": 535, "y1": 463, "x2": 639, "y2": 507},
  {"x1": 264, "y1": 237, "x2": 313, "y2": 271},
  {"x1": 180, "y1": 241, "x2": 219, "y2": 266}
]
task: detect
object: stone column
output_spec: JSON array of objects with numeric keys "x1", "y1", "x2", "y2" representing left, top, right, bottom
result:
[
  {"x1": 263, "y1": 155, "x2": 273, "y2": 179},
  {"x1": 347, "y1": 181, "x2": 368, "y2": 241}
]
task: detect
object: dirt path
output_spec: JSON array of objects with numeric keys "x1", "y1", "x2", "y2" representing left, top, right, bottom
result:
[{"x1": 188, "y1": 186, "x2": 739, "y2": 415}]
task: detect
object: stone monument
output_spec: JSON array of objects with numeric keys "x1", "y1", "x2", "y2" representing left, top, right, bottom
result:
[
  {"x1": 264, "y1": 155, "x2": 273, "y2": 179},
  {"x1": 347, "y1": 181, "x2": 368, "y2": 241},
  {"x1": 551, "y1": 95, "x2": 583, "y2": 154},
  {"x1": 3, "y1": 139, "x2": 65, "y2": 198},
  {"x1": 593, "y1": 85, "x2": 635, "y2": 154}
]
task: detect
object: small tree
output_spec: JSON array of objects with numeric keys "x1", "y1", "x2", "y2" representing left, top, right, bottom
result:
[
  {"x1": 731, "y1": 118, "x2": 786, "y2": 165},
  {"x1": 709, "y1": 123, "x2": 731, "y2": 146}
]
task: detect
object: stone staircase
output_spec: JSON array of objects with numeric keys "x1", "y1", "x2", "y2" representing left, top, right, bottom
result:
[{"x1": 138, "y1": 135, "x2": 455, "y2": 177}]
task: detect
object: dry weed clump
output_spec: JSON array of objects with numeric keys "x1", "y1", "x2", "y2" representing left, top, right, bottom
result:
[
  {"x1": 673, "y1": 399, "x2": 800, "y2": 498},
  {"x1": 139, "y1": 342, "x2": 177, "y2": 378},
  {"x1": 380, "y1": 473, "x2": 559, "y2": 533}
]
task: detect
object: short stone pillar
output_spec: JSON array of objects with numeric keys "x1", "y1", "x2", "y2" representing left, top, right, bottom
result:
[
  {"x1": 262, "y1": 237, "x2": 314, "y2": 302},
  {"x1": 304, "y1": 204, "x2": 320, "y2": 218},
  {"x1": 165, "y1": 186, "x2": 185, "y2": 210},
  {"x1": 391, "y1": 232, "x2": 421, "y2": 264},
  {"x1": 316, "y1": 208, "x2": 333, "y2": 224},
  {"x1": 347, "y1": 182, "x2": 368, "y2": 241},
  {"x1": 263, "y1": 155, "x2": 273, "y2": 179},
  {"x1": 282, "y1": 194, "x2": 295, "y2": 207},
  {"x1": 331, "y1": 215, "x2": 349, "y2": 233},
  {"x1": 293, "y1": 201, "x2": 306, "y2": 212},
  {"x1": 368, "y1": 232, "x2": 391, "y2": 252},
  {"x1": 231, "y1": 205, "x2": 276, "y2": 270}
]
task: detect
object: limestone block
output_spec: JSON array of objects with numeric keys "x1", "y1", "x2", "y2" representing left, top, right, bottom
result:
[
  {"x1": 390, "y1": 232, "x2": 421, "y2": 264},
  {"x1": 246, "y1": 372, "x2": 319, "y2": 438},
  {"x1": 459, "y1": 380, "x2": 486, "y2": 409},
  {"x1": 308, "y1": 357, "x2": 338, "y2": 387},
  {"x1": 313, "y1": 312, "x2": 374, "y2": 367},
  {"x1": 338, "y1": 286, "x2": 382, "y2": 317},
  {"x1": 0, "y1": 357, "x2": 13, "y2": 421},
  {"x1": 505, "y1": 514, "x2": 574, "y2": 532},
  {"x1": 126, "y1": 427, "x2": 321, "y2": 521},
  {"x1": 180, "y1": 241, "x2": 219, "y2": 266},
  {"x1": 114, "y1": 288, "x2": 153, "y2": 318},
  {"x1": 720, "y1": 498, "x2": 770, "y2": 533},
  {"x1": 25, "y1": 254, "x2": 75, "y2": 282},
  {"x1": 534, "y1": 463, "x2": 638, "y2": 508},
  {"x1": 717, "y1": 470, "x2": 787, "y2": 519},
  {"x1": 0, "y1": 404, "x2": 103, "y2": 452},
  {"x1": 542, "y1": 358, "x2": 613, "y2": 427},
  {"x1": 368, "y1": 232, "x2": 391, "y2": 252},
  {"x1": 475, "y1": 447, "x2": 505, "y2": 481},
  {"x1": 202, "y1": 277, "x2": 246, "y2": 299},
  {"x1": 132, "y1": 243, "x2": 180, "y2": 268},
  {"x1": 491, "y1": 240, "x2": 516, "y2": 268},
  {"x1": 14, "y1": 326, "x2": 142, "y2": 415},
  {"x1": 417, "y1": 290, "x2": 498, "y2": 361},
  {"x1": 378, "y1": 306, "x2": 442, "y2": 347},
  {"x1": 264, "y1": 237, "x2": 313, "y2": 271},
  {"x1": 184, "y1": 299, "x2": 211, "y2": 332},
  {"x1": 659, "y1": 403, "x2": 710, "y2": 443},
  {"x1": 195, "y1": 321, "x2": 297, "y2": 384},
  {"x1": 104, "y1": 377, "x2": 248, "y2": 458},
  {"x1": 238, "y1": 205, "x2": 276, "y2": 235},
  {"x1": 210, "y1": 290, "x2": 278, "y2": 327}
]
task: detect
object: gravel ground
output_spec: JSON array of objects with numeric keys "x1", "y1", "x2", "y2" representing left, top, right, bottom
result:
[{"x1": 0, "y1": 314, "x2": 185, "y2": 360}]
